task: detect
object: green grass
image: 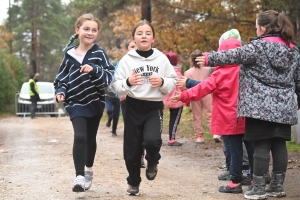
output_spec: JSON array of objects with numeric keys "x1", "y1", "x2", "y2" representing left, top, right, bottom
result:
[{"x1": 286, "y1": 139, "x2": 300, "y2": 153}]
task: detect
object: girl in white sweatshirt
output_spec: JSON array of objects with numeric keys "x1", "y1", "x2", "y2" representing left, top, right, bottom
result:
[{"x1": 111, "y1": 19, "x2": 177, "y2": 196}]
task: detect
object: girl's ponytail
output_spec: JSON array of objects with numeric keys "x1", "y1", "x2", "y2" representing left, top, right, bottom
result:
[{"x1": 62, "y1": 34, "x2": 78, "y2": 52}]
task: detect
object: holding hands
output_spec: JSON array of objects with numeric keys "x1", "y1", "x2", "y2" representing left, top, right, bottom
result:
[
  {"x1": 169, "y1": 91, "x2": 182, "y2": 103},
  {"x1": 195, "y1": 56, "x2": 206, "y2": 67},
  {"x1": 176, "y1": 76, "x2": 187, "y2": 88},
  {"x1": 128, "y1": 70, "x2": 143, "y2": 86}
]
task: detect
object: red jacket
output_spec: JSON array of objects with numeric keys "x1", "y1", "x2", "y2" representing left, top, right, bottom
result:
[{"x1": 181, "y1": 38, "x2": 245, "y2": 135}]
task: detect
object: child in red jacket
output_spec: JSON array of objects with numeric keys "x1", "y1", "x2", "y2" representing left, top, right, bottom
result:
[{"x1": 171, "y1": 29, "x2": 254, "y2": 194}]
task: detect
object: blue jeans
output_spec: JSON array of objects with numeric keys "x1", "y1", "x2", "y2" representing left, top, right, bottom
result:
[
  {"x1": 105, "y1": 96, "x2": 120, "y2": 133},
  {"x1": 222, "y1": 136, "x2": 231, "y2": 171},
  {"x1": 222, "y1": 134, "x2": 254, "y2": 183}
]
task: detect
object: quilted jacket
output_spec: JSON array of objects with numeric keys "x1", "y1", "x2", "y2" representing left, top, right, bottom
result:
[{"x1": 205, "y1": 36, "x2": 300, "y2": 125}]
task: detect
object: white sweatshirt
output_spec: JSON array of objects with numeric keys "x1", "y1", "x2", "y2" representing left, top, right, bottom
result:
[{"x1": 112, "y1": 48, "x2": 177, "y2": 101}]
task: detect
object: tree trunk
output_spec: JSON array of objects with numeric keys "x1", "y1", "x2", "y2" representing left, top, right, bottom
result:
[
  {"x1": 141, "y1": 0, "x2": 151, "y2": 22},
  {"x1": 8, "y1": 0, "x2": 13, "y2": 54}
]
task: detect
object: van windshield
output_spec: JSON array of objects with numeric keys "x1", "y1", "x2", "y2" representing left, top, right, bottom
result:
[{"x1": 20, "y1": 83, "x2": 54, "y2": 94}]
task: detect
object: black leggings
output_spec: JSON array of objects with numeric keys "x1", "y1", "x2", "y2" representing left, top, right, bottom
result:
[
  {"x1": 71, "y1": 116, "x2": 101, "y2": 176},
  {"x1": 252, "y1": 137, "x2": 288, "y2": 176}
]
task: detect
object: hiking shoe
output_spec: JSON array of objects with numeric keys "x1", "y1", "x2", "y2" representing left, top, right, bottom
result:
[
  {"x1": 146, "y1": 163, "x2": 158, "y2": 180},
  {"x1": 213, "y1": 135, "x2": 222, "y2": 143},
  {"x1": 218, "y1": 171, "x2": 230, "y2": 180},
  {"x1": 219, "y1": 181, "x2": 243, "y2": 193},
  {"x1": 72, "y1": 175, "x2": 85, "y2": 192},
  {"x1": 196, "y1": 136, "x2": 204, "y2": 143},
  {"x1": 140, "y1": 157, "x2": 145, "y2": 168},
  {"x1": 127, "y1": 184, "x2": 140, "y2": 195},
  {"x1": 242, "y1": 173, "x2": 252, "y2": 185},
  {"x1": 84, "y1": 171, "x2": 93, "y2": 190},
  {"x1": 111, "y1": 131, "x2": 117, "y2": 136},
  {"x1": 168, "y1": 140, "x2": 182, "y2": 146},
  {"x1": 217, "y1": 164, "x2": 227, "y2": 171}
]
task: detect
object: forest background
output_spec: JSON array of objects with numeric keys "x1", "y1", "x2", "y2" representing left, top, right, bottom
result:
[{"x1": 1, "y1": 0, "x2": 300, "y2": 114}]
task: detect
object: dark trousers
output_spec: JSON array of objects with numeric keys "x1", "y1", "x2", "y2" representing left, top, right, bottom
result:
[
  {"x1": 124, "y1": 97, "x2": 163, "y2": 186},
  {"x1": 71, "y1": 116, "x2": 101, "y2": 176},
  {"x1": 222, "y1": 134, "x2": 254, "y2": 183},
  {"x1": 105, "y1": 96, "x2": 120, "y2": 133},
  {"x1": 252, "y1": 137, "x2": 288, "y2": 176},
  {"x1": 168, "y1": 107, "x2": 183, "y2": 140},
  {"x1": 30, "y1": 97, "x2": 38, "y2": 118},
  {"x1": 222, "y1": 136, "x2": 231, "y2": 171},
  {"x1": 120, "y1": 100, "x2": 126, "y2": 119}
]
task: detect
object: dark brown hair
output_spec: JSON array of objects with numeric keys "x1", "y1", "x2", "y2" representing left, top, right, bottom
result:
[
  {"x1": 190, "y1": 49, "x2": 203, "y2": 68},
  {"x1": 131, "y1": 19, "x2": 155, "y2": 37},
  {"x1": 257, "y1": 10, "x2": 294, "y2": 44}
]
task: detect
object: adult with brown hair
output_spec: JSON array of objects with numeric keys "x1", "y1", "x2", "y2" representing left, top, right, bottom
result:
[{"x1": 196, "y1": 10, "x2": 300, "y2": 199}]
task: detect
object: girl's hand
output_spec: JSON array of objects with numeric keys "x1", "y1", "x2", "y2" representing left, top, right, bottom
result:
[
  {"x1": 120, "y1": 95, "x2": 126, "y2": 101},
  {"x1": 195, "y1": 56, "x2": 206, "y2": 67},
  {"x1": 149, "y1": 76, "x2": 162, "y2": 88},
  {"x1": 56, "y1": 94, "x2": 65, "y2": 103},
  {"x1": 128, "y1": 70, "x2": 143, "y2": 86},
  {"x1": 176, "y1": 76, "x2": 187, "y2": 88},
  {"x1": 169, "y1": 91, "x2": 182, "y2": 103},
  {"x1": 80, "y1": 64, "x2": 93, "y2": 73}
]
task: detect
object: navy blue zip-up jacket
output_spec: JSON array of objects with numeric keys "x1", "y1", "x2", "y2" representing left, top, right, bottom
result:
[{"x1": 54, "y1": 44, "x2": 115, "y2": 120}]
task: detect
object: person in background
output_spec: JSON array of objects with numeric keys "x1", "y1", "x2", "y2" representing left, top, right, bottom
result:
[
  {"x1": 163, "y1": 52, "x2": 186, "y2": 146},
  {"x1": 105, "y1": 82, "x2": 120, "y2": 136},
  {"x1": 28, "y1": 73, "x2": 41, "y2": 119},
  {"x1": 173, "y1": 29, "x2": 254, "y2": 194},
  {"x1": 196, "y1": 10, "x2": 300, "y2": 199},
  {"x1": 111, "y1": 19, "x2": 177, "y2": 196},
  {"x1": 184, "y1": 50, "x2": 221, "y2": 143},
  {"x1": 54, "y1": 13, "x2": 114, "y2": 192}
]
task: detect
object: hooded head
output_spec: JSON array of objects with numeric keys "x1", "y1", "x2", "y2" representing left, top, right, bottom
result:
[
  {"x1": 218, "y1": 29, "x2": 242, "y2": 47},
  {"x1": 165, "y1": 52, "x2": 178, "y2": 66}
]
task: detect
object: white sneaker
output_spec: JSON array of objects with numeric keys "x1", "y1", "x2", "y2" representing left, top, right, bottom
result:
[
  {"x1": 72, "y1": 175, "x2": 85, "y2": 192},
  {"x1": 213, "y1": 135, "x2": 222, "y2": 143},
  {"x1": 85, "y1": 171, "x2": 93, "y2": 190}
]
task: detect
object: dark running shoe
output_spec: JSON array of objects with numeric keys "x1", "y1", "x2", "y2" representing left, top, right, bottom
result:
[
  {"x1": 140, "y1": 157, "x2": 145, "y2": 168},
  {"x1": 219, "y1": 181, "x2": 243, "y2": 193},
  {"x1": 218, "y1": 171, "x2": 230, "y2": 180},
  {"x1": 168, "y1": 140, "x2": 183, "y2": 146},
  {"x1": 217, "y1": 163, "x2": 227, "y2": 171},
  {"x1": 241, "y1": 173, "x2": 252, "y2": 185},
  {"x1": 146, "y1": 163, "x2": 158, "y2": 180},
  {"x1": 127, "y1": 184, "x2": 140, "y2": 195}
]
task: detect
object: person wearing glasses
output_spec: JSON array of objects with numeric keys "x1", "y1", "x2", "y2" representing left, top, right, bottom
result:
[{"x1": 54, "y1": 13, "x2": 115, "y2": 193}]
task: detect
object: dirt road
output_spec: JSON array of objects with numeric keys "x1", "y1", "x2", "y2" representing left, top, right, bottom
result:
[{"x1": 0, "y1": 116, "x2": 300, "y2": 200}]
